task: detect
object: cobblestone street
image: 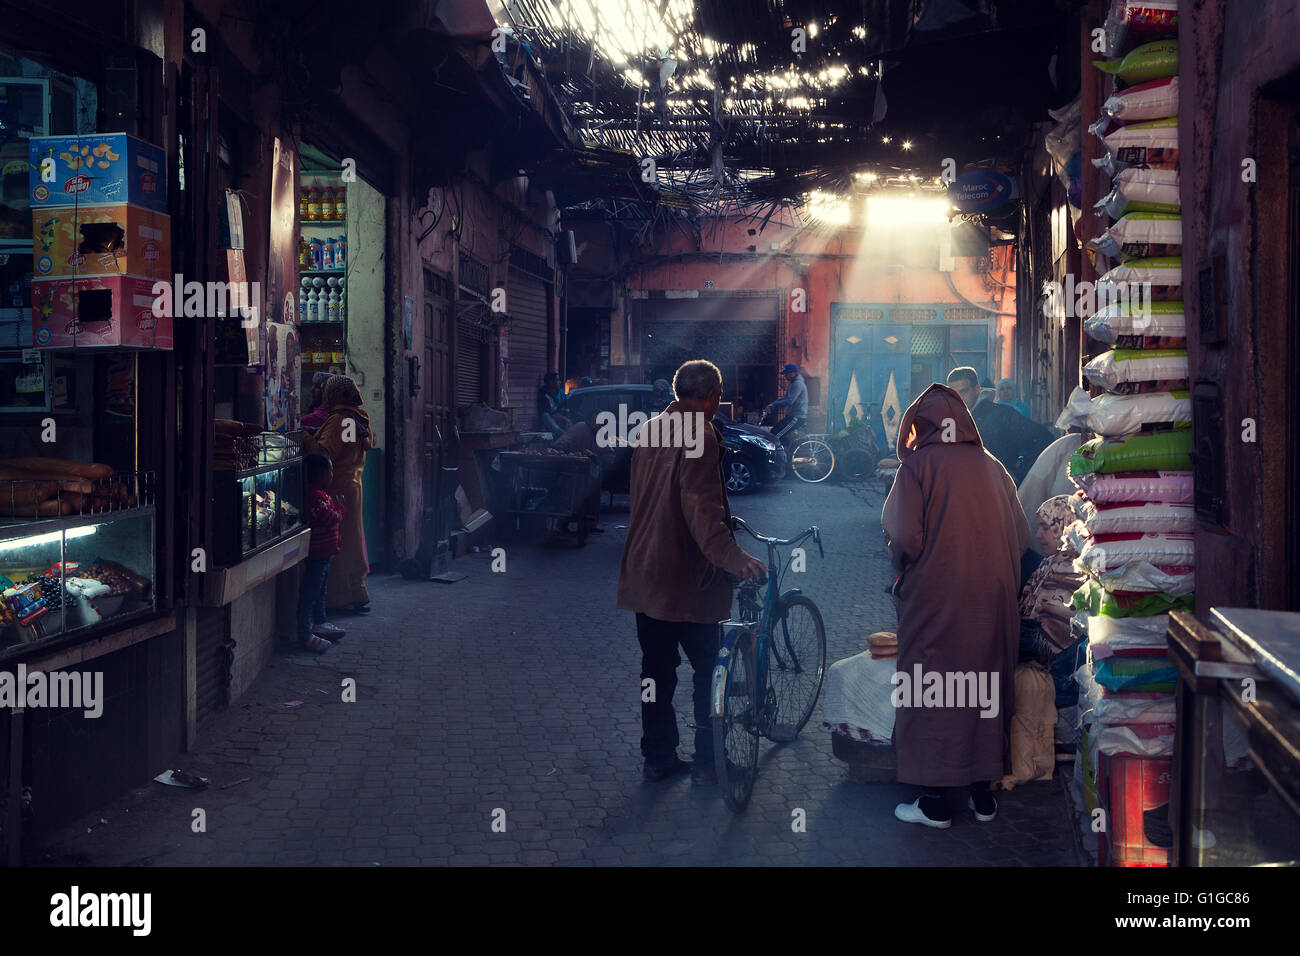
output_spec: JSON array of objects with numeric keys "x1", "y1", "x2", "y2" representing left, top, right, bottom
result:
[{"x1": 38, "y1": 479, "x2": 1083, "y2": 866}]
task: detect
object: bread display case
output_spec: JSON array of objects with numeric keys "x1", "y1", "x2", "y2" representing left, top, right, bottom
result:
[
  {"x1": 213, "y1": 430, "x2": 304, "y2": 566},
  {"x1": 0, "y1": 470, "x2": 156, "y2": 660}
]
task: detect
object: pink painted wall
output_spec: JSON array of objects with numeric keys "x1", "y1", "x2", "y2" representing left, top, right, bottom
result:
[{"x1": 620, "y1": 211, "x2": 1017, "y2": 412}]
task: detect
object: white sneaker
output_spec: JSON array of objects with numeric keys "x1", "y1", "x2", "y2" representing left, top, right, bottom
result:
[
  {"x1": 895, "y1": 798, "x2": 953, "y2": 829},
  {"x1": 313, "y1": 622, "x2": 346, "y2": 638},
  {"x1": 968, "y1": 795, "x2": 997, "y2": 822}
]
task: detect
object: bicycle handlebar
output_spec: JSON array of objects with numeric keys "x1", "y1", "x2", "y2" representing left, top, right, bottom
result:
[{"x1": 732, "y1": 515, "x2": 822, "y2": 550}]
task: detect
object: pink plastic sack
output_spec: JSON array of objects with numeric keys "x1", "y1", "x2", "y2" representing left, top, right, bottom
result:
[{"x1": 1069, "y1": 470, "x2": 1194, "y2": 504}]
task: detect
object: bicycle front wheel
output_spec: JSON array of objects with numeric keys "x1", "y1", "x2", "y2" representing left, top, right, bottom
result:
[
  {"x1": 790, "y1": 439, "x2": 834, "y2": 483},
  {"x1": 713, "y1": 629, "x2": 760, "y2": 812},
  {"x1": 766, "y1": 595, "x2": 827, "y2": 743}
]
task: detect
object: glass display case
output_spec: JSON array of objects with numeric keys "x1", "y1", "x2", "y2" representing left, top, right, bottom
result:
[
  {"x1": 0, "y1": 471, "x2": 157, "y2": 660},
  {"x1": 214, "y1": 432, "x2": 304, "y2": 566},
  {"x1": 1168, "y1": 609, "x2": 1300, "y2": 866}
]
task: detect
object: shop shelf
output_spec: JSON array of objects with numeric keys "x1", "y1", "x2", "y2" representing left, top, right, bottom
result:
[
  {"x1": 301, "y1": 220, "x2": 345, "y2": 227},
  {"x1": 0, "y1": 470, "x2": 158, "y2": 658}
]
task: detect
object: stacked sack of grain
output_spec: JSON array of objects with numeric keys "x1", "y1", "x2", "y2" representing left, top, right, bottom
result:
[{"x1": 1066, "y1": 3, "x2": 1186, "y2": 863}]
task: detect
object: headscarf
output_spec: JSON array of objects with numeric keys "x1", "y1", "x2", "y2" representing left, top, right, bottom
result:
[
  {"x1": 323, "y1": 374, "x2": 371, "y2": 439},
  {"x1": 1036, "y1": 494, "x2": 1075, "y2": 553},
  {"x1": 996, "y1": 378, "x2": 1031, "y2": 417},
  {"x1": 312, "y1": 371, "x2": 333, "y2": 389},
  {"x1": 325, "y1": 375, "x2": 364, "y2": 410}
]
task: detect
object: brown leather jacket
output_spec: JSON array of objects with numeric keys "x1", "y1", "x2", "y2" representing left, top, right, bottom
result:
[{"x1": 617, "y1": 402, "x2": 751, "y2": 623}]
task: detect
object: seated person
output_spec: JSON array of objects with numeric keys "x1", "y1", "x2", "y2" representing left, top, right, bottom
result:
[
  {"x1": 1018, "y1": 495, "x2": 1087, "y2": 708},
  {"x1": 537, "y1": 372, "x2": 571, "y2": 436},
  {"x1": 552, "y1": 413, "x2": 612, "y2": 532}
]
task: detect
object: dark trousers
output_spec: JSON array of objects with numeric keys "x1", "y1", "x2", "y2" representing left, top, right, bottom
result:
[
  {"x1": 298, "y1": 558, "x2": 331, "y2": 640},
  {"x1": 636, "y1": 613, "x2": 721, "y2": 770}
]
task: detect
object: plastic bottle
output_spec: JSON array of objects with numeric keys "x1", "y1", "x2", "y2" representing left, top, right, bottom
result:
[
  {"x1": 321, "y1": 237, "x2": 334, "y2": 271},
  {"x1": 334, "y1": 187, "x2": 346, "y2": 221},
  {"x1": 337, "y1": 278, "x2": 346, "y2": 321},
  {"x1": 309, "y1": 237, "x2": 323, "y2": 271},
  {"x1": 326, "y1": 288, "x2": 339, "y2": 323},
  {"x1": 320, "y1": 187, "x2": 334, "y2": 222},
  {"x1": 333, "y1": 236, "x2": 346, "y2": 271},
  {"x1": 298, "y1": 188, "x2": 310, "y2": 222},
  {"x1": 306, "y1": 186, "x2": 321, "y2": 221}
]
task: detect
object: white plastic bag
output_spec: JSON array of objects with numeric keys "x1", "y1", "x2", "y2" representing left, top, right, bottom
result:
[
  {"x1": 1099, "y1": 75, "x2": 1179, "y2": 123},
  {"x1": 1056, "y1": 386, "x2": 1190, "y2": 436},
  {"x1": 1094, "y1": 117, "x2": 1179, "y2": 176},
  {"x1": 1083, "y1": 348, "x2": 1188, "y2": 389},
  {"x1": 1096, "y1": 166, "x2": 1180, "y2": 218},
  {"x1": 1085, "y1": 300, "x2": 1185, "y2": 344},
  {"x1": 1088, "y1": 212, "x2": 1181, "y2": 261}
]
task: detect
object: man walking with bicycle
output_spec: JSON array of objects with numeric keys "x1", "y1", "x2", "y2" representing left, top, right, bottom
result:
[
  {"x1": 618, "y1": 360, "x2": 767, "y2": 787},
  {"x1": 764, "y1": 364, "x2": 807, "y2": 465}
]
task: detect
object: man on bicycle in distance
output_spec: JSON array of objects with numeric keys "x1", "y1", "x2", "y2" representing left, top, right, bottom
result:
[{"x1": 763, "y1": 364, "x2": 807, "y2": 462}]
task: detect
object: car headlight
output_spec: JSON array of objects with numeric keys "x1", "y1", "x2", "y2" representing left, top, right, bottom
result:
[{"x1": 738, "y1": 434, "x2": 776, "y2": 451}]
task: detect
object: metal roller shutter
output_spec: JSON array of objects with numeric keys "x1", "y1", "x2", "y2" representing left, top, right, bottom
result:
[
  {"x1": 507, "y1": 265, "x2": 548, "y2": 429},
  {"x1": 195, "y1": 606, "x2": 232, "y2": 720},
  {"x1": 456, "y1": 318, "x2": 487, "y2": 407}
]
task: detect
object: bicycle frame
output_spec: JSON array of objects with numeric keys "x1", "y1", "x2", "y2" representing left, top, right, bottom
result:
[{"x1": 710, "y1": 520, "x2": 822, "y2": 725}]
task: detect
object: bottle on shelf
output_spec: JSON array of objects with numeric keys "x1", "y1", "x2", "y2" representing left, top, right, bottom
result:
[
  {"x1": 320, "y1": 187, "x2": 335, "y2": 222},
  {"x1": 309, "y1": 237, "x2": 323, "y2": 271},
  {"x1": 298, "y1": 236, "x2": 311, "y2": 269},
  {"x1": 337, "y1": 277, "x2": 346, "y2": 322},
  {"x1": 321, "y1": 236, "x2": 334, "y2": 271},
  {"x1": 306, "y1": 185, "x2": 321, "y2": 222},
  {"x1": 298, "y1": 188, "x2": 310, "y2": 222},
  {"x1": 333, "y1": 236, "x2": 346, "y2": 271},
  {"x1": 334, "y1": 186, "x2": 347, "y2": 221},
  {"x1": 300, "y1": 277, "x2": 312, "y2": 322}
]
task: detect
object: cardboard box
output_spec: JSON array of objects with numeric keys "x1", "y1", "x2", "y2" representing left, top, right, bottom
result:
[
  {"x1": 31, "y1": 275, "x2": 173, "y2": 349},
  {"x1": 32, "y1": 204, "x2": 170, "y2": 279},
  {"x1": 28, "y1": 133, "x2": 167, "y2": 212}
]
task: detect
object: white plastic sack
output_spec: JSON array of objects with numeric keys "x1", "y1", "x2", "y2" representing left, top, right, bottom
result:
[
  {"x1": 1056, "y1": 386, "x2": 1190, "y2": 436},
  {"x1": 1072, "y1": 497, "x2": 1195, "y2": 535},
  {"x1": 1083, "y1": 348, "x2": 1188, "y2": 389},
  {"x1": 1096, "y1": 166, "x2": 1181, "y2": 218},
  {"x1": 1077, "y1": 531, "x2": 1196, "y2": 575},
  {"x1": 1100, "y1": 75, "x2": 1179, "y2": 123},
  {"x1": 1093, "y1": 117, "x2": 1179, "y2": 176},
  {"x1": 821, "y1": 651, "x2": 897, "y2": 744},
  {"x1": 1087, "y1": 612, "x2": 1170, "y2": 649},
  {"x1": 1086, "y1": 560, "x2": 1196, "y2": 599},
  {"x1": 1097, "y1": 256, "x2": 1183, "y2": 300},
  {"x1": 1088, "y1": 212, "x2": 1181, "y2": 261},
  {"x1": 1085, "y1": 300, "x2": 1185, "y2": 344}
]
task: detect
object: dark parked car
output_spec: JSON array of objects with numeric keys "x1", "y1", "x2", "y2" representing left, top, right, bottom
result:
[{"x1": 561, "y1": 384, "x2": 785, "y2": 494}]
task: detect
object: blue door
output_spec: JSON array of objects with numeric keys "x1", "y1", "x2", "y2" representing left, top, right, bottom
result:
[{"x1": 829, "y1": 312, "x2": 911, "y2": 436}]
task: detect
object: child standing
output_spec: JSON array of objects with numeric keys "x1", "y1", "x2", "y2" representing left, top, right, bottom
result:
[{"x1": 299, "y1": 453, "x2": 346, "y2": 652}]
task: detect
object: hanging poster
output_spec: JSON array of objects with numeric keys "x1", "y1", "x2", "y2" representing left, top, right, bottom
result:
[
  {"x1": 264, "y1": 322, "x2": 301, "y2": 432},
  {"x1": 266, "y1": 137, "x2": 298, "y2": 328}
]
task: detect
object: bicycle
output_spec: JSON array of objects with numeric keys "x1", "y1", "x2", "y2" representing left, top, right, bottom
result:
[
  {"x1": 790, "y1": 425, "x2": 881, "y2": 484},
  {"x1": 711, "y1": 516, "x2": 827, "y2": 812}
]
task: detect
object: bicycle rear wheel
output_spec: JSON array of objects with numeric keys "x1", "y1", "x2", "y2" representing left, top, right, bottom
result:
[
  {"x1": 713, "y1": 629, "x2": 760, "y2": 812},
  {"x1": 766, "y1": 595, "x2": 827, "y2": 742},
  {"x1": 790, "y1": 439, "x2": 834, "y2": 483}
]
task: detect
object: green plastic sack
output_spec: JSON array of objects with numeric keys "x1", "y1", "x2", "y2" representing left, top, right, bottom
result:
[
  {"x1": 1073, "y1": 578, "x2": 1193, "y2": 618},
  {"x1": 1069, "y1": 430, "x2": 1193, "y2": 476},
  {"x1": 1094, "y1": 39, "x2": 1178, "y2": 85}
]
